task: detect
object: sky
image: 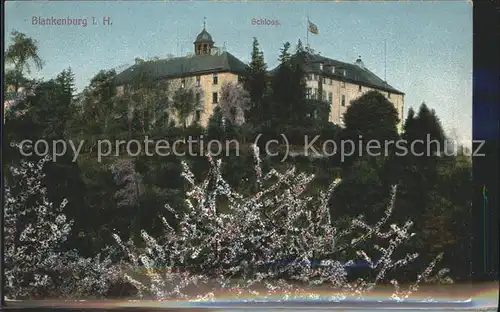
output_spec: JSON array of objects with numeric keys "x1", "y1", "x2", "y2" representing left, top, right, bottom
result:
[{"x1": 5, "y1": 1, "x2": 472, "y2": 141}]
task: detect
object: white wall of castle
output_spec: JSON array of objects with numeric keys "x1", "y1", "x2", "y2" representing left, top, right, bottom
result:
[
  {"x1": 117, "y1": 72, "x2": 404, "y2": 131},
  {"x1": 306, "y1": 75, "x2": 404, "y2": 132},
  {"x1": 117, "y1": 72, "x2": 240, "y2": 128}
]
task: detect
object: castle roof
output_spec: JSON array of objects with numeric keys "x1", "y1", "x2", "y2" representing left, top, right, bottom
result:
[
  {"x1": 114, "y1": 52, "x2": 247, "y2": 85},
  {"x1": 270, "y1": 52, "x2": 404, "y2": 95},
  {"x1": 194, "y1": 28, "x2": 214, "y2": 44}
]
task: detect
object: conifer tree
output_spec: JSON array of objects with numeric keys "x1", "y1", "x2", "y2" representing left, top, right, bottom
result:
[
  {"x1": 270, "y1": 41, "x2": 308, "y2": 126},
  {"x1": 290, "y1": 39, "x2": 308, "y2": 123},
  {"x1": 278, "y1": 41, "x2": 291, "y2": 64},
  {"x1": 296, "y1": 39, "x2": 305, "y2": 54},
  {"x1": 244, "y1": 38, "x2": 268, "y2": 122},
  {"x1": 394, "y1": 103, "x2": 461, "y2": 276}
]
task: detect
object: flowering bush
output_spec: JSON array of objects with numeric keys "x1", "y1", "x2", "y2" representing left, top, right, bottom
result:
[
  {"x1": 4, "y1": 148, "x2": 120, "y2": 299},
  {"x1": 3, "y1": 141, "x2": 452, "y2": 300},
  {"x1": 3, "y1": 86, "x2": 33, "y2": 122},
  {"x1": 219, "y1": 82, "x2": 250, "y2": 126},
  {"x1": 114, "y1": 144, "x2": 452, "y2": 301}
]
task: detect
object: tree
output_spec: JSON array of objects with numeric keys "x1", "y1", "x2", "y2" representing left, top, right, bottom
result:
[
  {"x1": 206, "y1": 106, "x2": 225, "y2": 141},
  {"x1": 410, "y1": 103, "x2": 446, "y2": 155},
  {"x1": 26, "y1": 78, "x2": 73, "y2": 139},
  {"x1": 278, "y1": 42, "x2": 292, "y2": 64},
  {"x1": 219, "y1": 82, "x2": 250, "y2": 126},
  {"x1": 342, "y1": 90, "x2": 400, "y2": 163},
  {"x1": 396, "y1": 102, "x2": 448, "y2": 213},
  {"x1": 110, "y1": 158, "x2": 145, "y2": 237},
  {"x1": 123, "y1": 69, "x2": 170, "y2": 136},
  {"x1": 171, "y1": 87, "x2": 199, "y2": 129},
  {"x1": 269, "y1": 42, "x2": 293, "y2": 124},
  {"x1": 393, "y1": 104, "x2": 473, "y2": 279},
  {"x1": 343, "y1": 90, "x2": 400, "y2": 143},
  {"x1": 334, "y1": 91, "x2": 401, "y2": 244},
  {"x1": 4, "y1": 70, "x2": 30, "y2": 98},
  {"x1": 296, "y1": 39, "x2": 305, "y2": 54},
  {"x1": 3, "y1": 78, "x2": 36, "y2": 126},
  {"x1": 111, "y1": 158, "x2": 144, "y2": 210},
  {"x1": 244, "y1": 38, "x2": 268, "y2": 122},
  {"x1": 7, "y1": 69, "x2": 95, "y2": 261},
  {"x1": 55, "y1": 68, "x2": 76, "y2": 136},
  {"x1": 329, "y1": 155, "x2": 394, "y2": 225},
  {"x1": 5, "y1": 31, "x2": 44, "y2": 91},
  {"x1": 4, "y1": 68, "x2": 75, "y2": 143},
  {"x1": 77, "y1": 69, "x2": 118, "y2": 142},
  {"x1": 270, "y1": 41, "x2": 308, "y2": 126},
  {"x1": 289, "y1": 39, "x2": 309, "y2": 123}
]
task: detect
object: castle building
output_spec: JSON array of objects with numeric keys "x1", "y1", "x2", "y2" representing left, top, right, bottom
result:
[
  {"x1": 115, "y1": 24, "x2": 404, "y2": 131},
  {"x1": 114, "y1": 22, "x2": 247, "y2": 127},
  {"x1": 286, "y1": 52, "x2": 405, "y2": 132}
]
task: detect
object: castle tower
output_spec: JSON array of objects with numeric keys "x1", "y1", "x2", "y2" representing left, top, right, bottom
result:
[{"x1": 194, "y1": 18, "x2": 214, "y2": 56}]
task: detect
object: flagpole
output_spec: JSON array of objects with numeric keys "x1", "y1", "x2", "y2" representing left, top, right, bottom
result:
[{"x1": 306, "y1": 15, "x2": 309, "y2": 49}]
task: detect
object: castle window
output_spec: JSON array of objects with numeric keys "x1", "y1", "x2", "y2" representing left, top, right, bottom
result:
[
  {"x1": 319, "y1": 63, "x2": 323, "y2": 71},
  {"x1": 388, "y1": 92, "x2": 391, "y2": 98},
  {"x1": 181, "y1": 78, "x2": 186, "y2": 88},
  {"x1": 195, "y1": 110, "x2": 201, "y2": 122},
  {"x1": 358, "y1": 85, "x2": 362, "y2": 92},
  {"x1": 213, "y1": 73, "x2": 218, "y2": 85},
  {"x1": 306, "y1": 88, "x2": 312, "y2": 99},
  {"x1": 341, "y1": 94, "x2": 346, "y2": 106},
  {"x1": 322, "y1": 77, "x2": 327, "y2": 84},
  {"x1": 322, "y1": 91, "x2": 326, "y2": 101},
  {"x1": 196, "y1": 76, "x2": 201, "y2": 87},
  {"x1": 341, "y1": 81, "x2": 346, "y2": 88},
  {"x1": 203, "y1": 44, "x2": 208, "y2": 54},
  {"x1": 328, "y1": 92, "x2": 333, "y2": 103},
  {"x1": 212, "y1": 92, "x2": 218, "y2": 104}
]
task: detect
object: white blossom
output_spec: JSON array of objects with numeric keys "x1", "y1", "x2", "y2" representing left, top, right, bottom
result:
[
  {"x1": 113, "y1": 144, "x2": 451, "y2": 301},
  {"x1": 4, "y1": 146, "x2": 119, "y2": 299}
]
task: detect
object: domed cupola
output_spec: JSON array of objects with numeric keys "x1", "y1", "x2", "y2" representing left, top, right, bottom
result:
[{"x1": 194, "y1": 18, "x2": 214, "y2": 55}]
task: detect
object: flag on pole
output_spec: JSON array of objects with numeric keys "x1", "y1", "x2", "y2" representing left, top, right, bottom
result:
[{"x1": 308, "y1": 19, "x2": 319, "y2": 35}]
